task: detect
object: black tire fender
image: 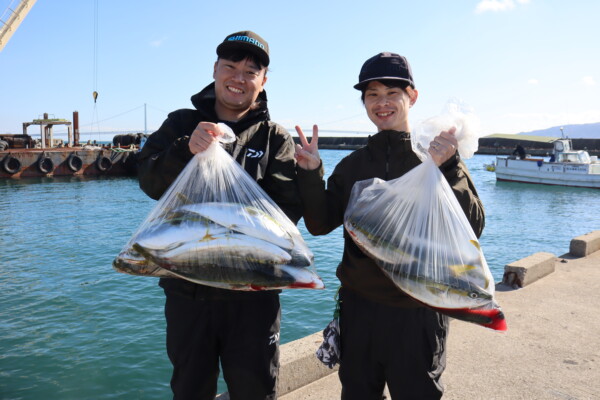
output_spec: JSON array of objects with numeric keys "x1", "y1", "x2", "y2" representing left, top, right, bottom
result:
[
  {"x1": 38, "y1": 156, "x2": 54, "y2": 174},
  {"x1": 2, "y1": 155, "x2": 22, "y2": 174},
  {"x1": 67, "y1": 154, "x2": 83, "y2": 172},
  {"x1": 96, "y1": 156, "x2": 112, "y2": 171}
]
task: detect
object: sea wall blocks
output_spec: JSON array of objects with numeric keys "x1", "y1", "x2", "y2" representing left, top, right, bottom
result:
[
  {"x1": 569, "y1": 231, "x2": 600, "y2": 258},
  {"x1": 501, "y1": 252, "x2": 556, "y2": 288}
]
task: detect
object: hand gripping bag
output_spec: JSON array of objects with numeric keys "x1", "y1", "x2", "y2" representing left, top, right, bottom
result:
[
  {"x1": 344, "y1": 101, "x2": 506, "y2": 331},
  {"x1": 114, "y1": 124, "x2": 324, "y2": 291}
]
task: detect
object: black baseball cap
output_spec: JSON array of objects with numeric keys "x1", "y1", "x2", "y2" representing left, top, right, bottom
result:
[
  {"x1": 354, "y1": 52, "x2": 415, "y2": 90},
  {"x1": 216, "y1": 30, "x2": 270, "y2": 67}
]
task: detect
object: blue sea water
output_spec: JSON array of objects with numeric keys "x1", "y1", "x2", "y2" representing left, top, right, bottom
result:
[{"x1": 1, "y1": 151, "x2": 599, "y2": 399}]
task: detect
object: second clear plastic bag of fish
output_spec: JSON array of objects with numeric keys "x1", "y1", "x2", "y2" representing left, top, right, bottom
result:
[
  {"x1": 114, "y1": 126, "x2": 324, "y2": 291},
  {"x1": 344, "y1": 100, "x2": 506, "y2": 331}
]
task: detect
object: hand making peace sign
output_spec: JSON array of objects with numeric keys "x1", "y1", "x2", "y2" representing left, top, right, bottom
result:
[{"x1": 294, "y1": 124, "x2": 321, "y2": 171}]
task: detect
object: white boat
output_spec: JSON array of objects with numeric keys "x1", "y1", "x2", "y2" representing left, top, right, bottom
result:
[{"x1": 494, "y1": 138, "x2": 600, "y2": 189}]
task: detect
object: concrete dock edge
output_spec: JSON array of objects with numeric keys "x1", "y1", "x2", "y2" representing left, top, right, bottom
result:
[
  {"x1": 217, "y1": 230, "x2": 600, "y2": 399},
  {"x1": 277, "y1": 332, "x2": 338, "y2": 396},
  {"x1": 216, "y1": 332, "x2": 338, "y2": 400}
]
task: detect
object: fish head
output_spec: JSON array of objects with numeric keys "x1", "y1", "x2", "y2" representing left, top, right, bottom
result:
[
  {"x1": 436, "y1": 303, "x2": 507, "y2": 332},
  {"x1": 466, "y1": 284, "x2": 493, "y2": 301}
]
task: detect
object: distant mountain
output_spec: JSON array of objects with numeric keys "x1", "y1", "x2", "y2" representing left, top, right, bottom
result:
[{"x1": 517, "y1": 122, "x2": 600, "y2": 139}]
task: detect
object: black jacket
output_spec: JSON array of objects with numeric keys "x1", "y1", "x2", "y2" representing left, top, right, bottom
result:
[
  {"x1": 297, "y1": 130, "x2": 485, "y2": 307},
  {"x1": 137, "y1": 82, "x2": 302, "y2": 223},
  {"x1": 138, "y1": 83, "x2": 302, "y2": 296}
]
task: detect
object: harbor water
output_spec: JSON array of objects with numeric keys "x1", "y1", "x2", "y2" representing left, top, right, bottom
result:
[{"x1": 1, "y1": 151, "x2": 599, "y2": 399}]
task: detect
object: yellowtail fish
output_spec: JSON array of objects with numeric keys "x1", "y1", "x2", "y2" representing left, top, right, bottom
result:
[
  {"x1": 344, "y1": 218, "x2": 419, "y2": 265},
  {"x1": 346, "y1": 217, "x2": 491, "y2": 290},
  {"x1": 135, "y1": 218, "x2": 228, "y2": 251},
  {"x1": 136, "y1": 232, "x2": 293, "y2": 266},
  {"x1": 132, "y1": 243, "x2": 324, "y2": 291},
  {"x1": 112, "y1": 247, "x2": 174, "y2": 277},
  {"x1": 386, "y1": 267, "x2": 506, "y2": 331},
  {"x1": 177, "y1": 202, "x2": 294, "y2": 250}
]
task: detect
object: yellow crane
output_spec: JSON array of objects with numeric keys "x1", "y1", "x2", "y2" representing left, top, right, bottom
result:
[{"x1": 0, "y1": 0, "x2": 37, "y2": 52}]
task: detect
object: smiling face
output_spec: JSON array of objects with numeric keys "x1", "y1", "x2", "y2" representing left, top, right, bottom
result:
[
  {"x1": 363, "y1": 80, "x2": 418, "y2": 132},
  {"x1": 213, "y1": 57, "x2": 267, "y2": 122}
]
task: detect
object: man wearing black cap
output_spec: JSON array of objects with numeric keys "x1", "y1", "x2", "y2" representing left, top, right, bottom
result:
[
  {"x1": 295, "y1": 52, "x2": 485, "y2": 399},
  {"x1": 137, "y1": 31, "x2": 301, "y2": 400}
]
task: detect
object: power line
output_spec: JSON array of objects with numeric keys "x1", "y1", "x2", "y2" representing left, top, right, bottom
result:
[{"x1": 316, "y1": 112, "x2": 366, "y2": 127}]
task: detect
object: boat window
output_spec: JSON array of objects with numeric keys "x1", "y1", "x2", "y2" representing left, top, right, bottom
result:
[
  {"x1": 559, "y1": 153, "x2": 584, "y2": 163},
  {"x1": 558, "y1": 151, "x2": 590, "y2": 164},
  {"x1": 577, "y1": 151, "x2": 591, "y2": 164}
]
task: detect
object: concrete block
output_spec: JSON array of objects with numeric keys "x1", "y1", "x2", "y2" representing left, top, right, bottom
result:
[
  {"x1": 216, "y1": 331, "x2": 337, "y2": 399},
  {"x1": 277, "y1": 332, "x2": 338, "y2": 396},
  {"x1": 501, "y1": 252, "x2": 556, "y2": 288},
  {"x1": 569, "y1": 230, "x2": 600, "y2": 258}
]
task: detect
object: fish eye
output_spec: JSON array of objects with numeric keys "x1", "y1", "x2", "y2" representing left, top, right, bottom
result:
[{"x1": 469, "y1": 292, "x2": 479, "y2": 299}]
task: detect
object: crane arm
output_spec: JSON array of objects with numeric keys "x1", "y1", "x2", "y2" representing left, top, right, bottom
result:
[{"x1": 0, "y1": 0, "x2": 37, "y2": 52}]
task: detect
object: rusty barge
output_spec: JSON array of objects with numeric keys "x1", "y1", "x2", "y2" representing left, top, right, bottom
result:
[{"x1": 0, "y1": 112, "x2": 143, "y2": 179}]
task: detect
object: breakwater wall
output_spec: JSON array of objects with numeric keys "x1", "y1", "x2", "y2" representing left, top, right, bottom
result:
[{"x1": 293, "y1": 137, "x2": 600, "y2": 156}]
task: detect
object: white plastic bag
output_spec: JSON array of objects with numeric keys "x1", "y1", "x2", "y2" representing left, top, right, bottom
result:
[
  {"x1": 344, "y1": 101, "x2": 506, "y2": 331},
  {"x1": 411, "y1": 98, "x2": 482, "y2": 161},
  {"x1": 114, "y1": 124, "x2": 324, "y2": 291}
]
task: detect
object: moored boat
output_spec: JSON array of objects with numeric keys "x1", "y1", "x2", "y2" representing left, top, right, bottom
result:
[{"x1": 494, "y1": 138, "x2": 600, "y2": 189}]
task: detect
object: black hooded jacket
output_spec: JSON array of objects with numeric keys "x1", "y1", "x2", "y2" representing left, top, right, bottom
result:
[{"x1": 137, "y1": 82, "x2": 302, "y2": 223}]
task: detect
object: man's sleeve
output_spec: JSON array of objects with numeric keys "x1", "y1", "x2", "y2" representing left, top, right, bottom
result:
[
  {"x1": 296, "y1": 162, "x2": 346, "y2": 236},
  {"x1": 260, "y1": 126, "x2": 303, "y2": 224},
  {"x1": 137, "y1": 114, "x2": 194, "y2": 200},
  {"x1": 440, "y1": 154, "x2": 486, "y2": 238}
]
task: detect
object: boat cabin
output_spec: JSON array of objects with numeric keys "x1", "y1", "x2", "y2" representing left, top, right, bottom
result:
[{"x1": 552, "y1": 139, "x2": 592, "y2": 164}]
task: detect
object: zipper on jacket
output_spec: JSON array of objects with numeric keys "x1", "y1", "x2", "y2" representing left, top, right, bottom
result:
[{"x1": 385, "y1": 137, "x2": 391, "y2": 180}]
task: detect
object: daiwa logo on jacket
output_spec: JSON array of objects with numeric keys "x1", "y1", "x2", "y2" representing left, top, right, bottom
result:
[{"x1": 246, "y1": 148, "x2": 264, "y2": 159}]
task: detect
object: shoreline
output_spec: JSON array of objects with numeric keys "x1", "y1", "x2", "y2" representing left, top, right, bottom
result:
[{"x1": 296, "y1": 137, "x2": 600, "y2": 157}]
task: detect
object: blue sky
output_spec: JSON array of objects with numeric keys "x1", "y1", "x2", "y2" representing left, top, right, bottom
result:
[{"x1": 1, "y1": 0, "x2": 599, "y2": 140}]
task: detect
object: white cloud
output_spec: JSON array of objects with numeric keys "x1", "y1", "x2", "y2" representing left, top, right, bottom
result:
[
  {"x1": 150, "y1": 38, "x2": 167, "y2": 47},
  {"x1": 582, "y1": 76, "x2": 596, "y2": 86},
  {"x1": 528, "y1": 79, "x2": 539, "y2": 85},
  {"x1": 475, "y1": 0, "x2": 529, "y2": 13}
]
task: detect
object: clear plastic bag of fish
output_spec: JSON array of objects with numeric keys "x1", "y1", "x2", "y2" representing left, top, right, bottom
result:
[
  {"x1": 114, "y1": 124, "x2": 324, "y2": 291},
  {"x1": 344, "y1": 100, "x2": 506, "y2": 331}
]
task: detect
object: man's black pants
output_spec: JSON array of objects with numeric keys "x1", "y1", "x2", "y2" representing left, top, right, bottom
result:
[
  {"x1": 160, "y1": 279, "x2": 281, "y2": 400},
  {"x1": 338, "y1": 288, "x2": 448, "y2": 400}
]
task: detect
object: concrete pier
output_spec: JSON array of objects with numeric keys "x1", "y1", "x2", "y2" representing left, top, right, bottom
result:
[{"x1": 269, "y1": 231, "x2": 600, "y2": 399}]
